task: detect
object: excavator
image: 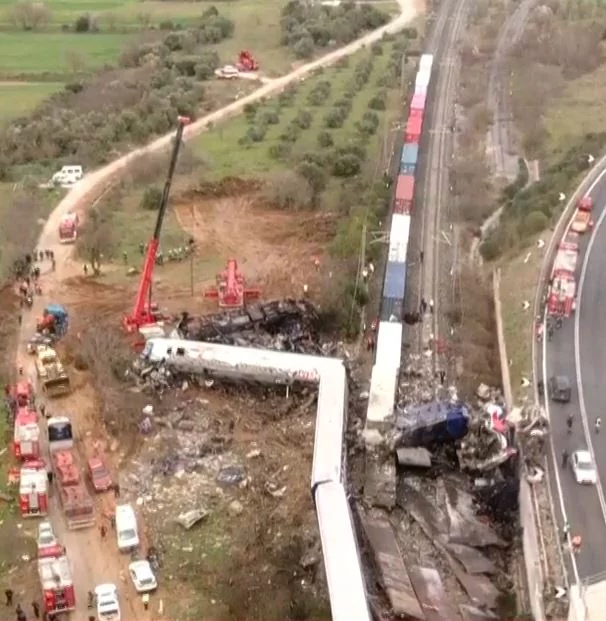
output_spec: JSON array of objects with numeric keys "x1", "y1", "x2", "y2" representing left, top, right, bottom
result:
[
  {"x1": 203, "y1": 258, "x2": 261, "y2": 309},
  {"x1": 122, "y1": 116, "x2": 190, "y2": 333}
]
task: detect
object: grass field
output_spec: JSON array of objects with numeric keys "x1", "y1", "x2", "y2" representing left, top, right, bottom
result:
[
  {"x1": 0, "y1": 31, "x2": 135, "y2": 74},
  {"x1": 0, "y1": 82, "x2": 64, "y2": 121},
  {"x1": 543, "y1": 64, "x2": 606, "y2": 161},
  {"x1": 191, "y1": 46, "x2": 403, "y2": 179}
]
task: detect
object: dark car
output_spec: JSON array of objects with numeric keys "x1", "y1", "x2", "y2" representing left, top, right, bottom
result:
[{"x1": 548, "y1": 375, "x2": 572, "y2": 403}]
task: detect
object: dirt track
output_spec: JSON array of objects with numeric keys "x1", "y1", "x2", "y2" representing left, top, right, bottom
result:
[{"x1": 14, "y1": 1, "x2": 420, "y2": 618}]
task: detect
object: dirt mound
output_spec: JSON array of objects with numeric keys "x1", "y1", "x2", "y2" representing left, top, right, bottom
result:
[{"x1": 182, "y1": 176, "x2": 262, "y2": 199}]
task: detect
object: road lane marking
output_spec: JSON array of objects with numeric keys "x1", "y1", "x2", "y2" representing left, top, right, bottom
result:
[{"x1": 542, "y1": 319, "x2": 581, "y2": 584}]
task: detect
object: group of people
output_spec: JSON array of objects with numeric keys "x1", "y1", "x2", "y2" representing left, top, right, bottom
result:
[{"x1": 4, "y1": 589, "x2": 44, "y2": 621}]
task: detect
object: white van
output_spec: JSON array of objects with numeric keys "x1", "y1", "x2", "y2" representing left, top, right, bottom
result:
[
  {"x1": 52, "y1": 165, "x2": 83, "y2": 186},
  {"x1": 115, "y1": 504, "x2": 139, "y2": 552}
]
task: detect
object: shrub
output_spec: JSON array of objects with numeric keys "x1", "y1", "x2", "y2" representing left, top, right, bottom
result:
[
  {"x1": 333, "y1": 153, "x2": 362, "y2": 177},
  {"x1": 371, "y1": 42, "x2": 383, "y2": 55},
  {"x1": 294, "y1": 36, "x2": 314, "y2": 59},
  {"x1": 141, "y1": 187, "x2": 162, "y2": 211},
  {"x1": 261, "y1": 111, "x2": 280, "y2": 125},
  {"x1": 324, "y1": 108, "x2": 346, "y2": 129},
  {"x1": 74, "y1": 13, "x2": 91, "y2": 32},
  {"x1": 293, "y1": 109, "x2": 313, "y2": 130},
  {"x1": 317, "y1": 131, "x2": 334, "y2": 148},
  {"x1": 307, "y1": 81, "x2": 331, "y2": 106},
  {"x1": 280, "y1": 124, "x2": 301, "y2": 143},
  {"x1": 297, "y1": 160, "x2": 327, "y2": 197},
  {"x1": 268, "y1": 142, "x2": 292, "y2": 161},
  {"x1": 368, "y1": 93, "x2": 386, "y2": 110},
  {"x1": 245, "y1": 125, "x2": 267, "y2": 143}
]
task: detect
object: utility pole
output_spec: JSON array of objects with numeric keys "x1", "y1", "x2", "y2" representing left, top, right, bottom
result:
[
  {"x1": 400, "y1": 52, "x2": 407, "y2": 99},
  {"x1": 190, "y1": 204, "x2": 195, "y2": 297}
]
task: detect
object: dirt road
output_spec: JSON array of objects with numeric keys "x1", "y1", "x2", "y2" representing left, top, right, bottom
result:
[{"x1": 14, "y1": 3, "x2": 420, "y2": 618}]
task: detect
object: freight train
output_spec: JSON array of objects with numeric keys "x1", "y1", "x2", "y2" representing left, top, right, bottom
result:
[
  {"x1": 141, "y1": 53, "x2": 436, "y2": 621},
  {"x1": 366, "y1": 53, "x2": 434, "y2": 433}
]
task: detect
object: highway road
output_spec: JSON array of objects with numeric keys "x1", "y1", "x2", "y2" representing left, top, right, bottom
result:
[{"x1": 541, "y1": 166, "x2": 606, "y2": 582}]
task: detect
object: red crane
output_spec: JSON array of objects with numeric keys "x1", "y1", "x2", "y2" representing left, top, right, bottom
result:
[
  {"x1": 123, "y1": 116, "x2": 190, "y2": 332},
  {"x1": 204, "y1": 259, "x2": 261, "y2": 308}
]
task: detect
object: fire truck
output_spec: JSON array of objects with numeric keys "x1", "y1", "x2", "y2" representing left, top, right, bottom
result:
[
  {"x1": 38, "y1": 554, "x2": 76, "y2": 615},
  {"x1": 6, "y1": 379, "x2": 34, "y2": 414},
  {"x1": 48, "y1": 417, "x2": 95, "y2": 529},
  {"x1": 19, "y1": 459, "x2": 49, "y2": 517},
  {"x1": 13, "y1": 407, "x2": 40, "y2": 460},
  {"x1": 58, "y1": 212, "x2": 79, "y2": 243},
  {"x1": 547, "y1": 235, "x2": 579, "y2": 318}
]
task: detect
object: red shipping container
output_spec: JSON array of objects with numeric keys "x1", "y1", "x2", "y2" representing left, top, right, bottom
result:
[
  {"x1": 406, "y1": 116, "x2": 423, "y2": 143},
  {"x1": 410, "y1": 93, "x2": 426, "y2": 113},
  {"x1": 394, "y1": 174, "x2": 415, "y2": 214}
]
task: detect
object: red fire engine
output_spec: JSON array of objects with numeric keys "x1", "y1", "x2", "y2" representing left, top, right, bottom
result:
[
  {"x1": 19, "y1": 459, "x2": 48, "y2": 517},
  {"x1": 547, "y1": 236, "x2": 579, "y2": 318},
  {"x1": 58, "y1": 212, "x2": 79, "y2": 243},
  {"x1": 6, "y1": 379, "x2": 34, "y2": 413},
  {"x1": 38, "y1": 554, "x2": 76, "y2": 614},
  {"x1": 13, "y1": 407, "x2": 40, "y2": 460}
]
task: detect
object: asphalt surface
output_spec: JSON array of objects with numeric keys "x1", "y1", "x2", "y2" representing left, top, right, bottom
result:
[{"x1": 542, "y1": 167, "x2": 606, "y2": 581}]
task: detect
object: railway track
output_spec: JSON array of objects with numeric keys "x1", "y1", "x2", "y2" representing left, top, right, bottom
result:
[{"x1": 418, "y1": 0, "x2": 468, "y2": 372}]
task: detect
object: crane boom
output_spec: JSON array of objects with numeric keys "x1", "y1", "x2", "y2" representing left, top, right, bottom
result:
[{"x1": 123, "y1": 116, "x2": 190, "y2": 332}]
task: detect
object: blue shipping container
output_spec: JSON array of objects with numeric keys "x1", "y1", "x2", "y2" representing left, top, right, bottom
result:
[
  {"x1": 399, "y1": 162, "x2": 416, "y2": 176},
  {"x1": 383, "y1": 261, "x2": 407, "y2": 299},
  {"x1": 400, "y1": 144, "x2": 419, "y2": 167},
  {"x1": 381, "y1": 297, "x2": 404, "y2": 322}
]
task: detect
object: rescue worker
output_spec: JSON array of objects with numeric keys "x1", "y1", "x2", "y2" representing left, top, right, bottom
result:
[
  {"x1": 15, "y1": 604, "x2": 23, "y2": 618},
  {"x1": 562, "y1": 520, "x2": 571, "y2": 542},
  {"x1": 420, "y1": 250, "x2": 424, "y2": 263},
  {"x1": 429, "y1": 299, "x2": 434, "y2": 314},
  {"x1": 302, "y1": 284, "x2": 309, "y2": 297},
  {"x1": 595, "y1": 417, "x2": 602, "y2": 434},
  {"x1": 18, "y1": 314, "x2": 21, "y2": 326},
  {"x1": 39, "y1": 403, "x2": 45, "y2": 418},
  {"x1": 566, "y1": 414, "x2": 574, "y2": 432},
  {"x1": 113, "y1": 482, "x2": 120, "y2": 499},
  {"x1": 571, "y1": 534, "x2": 582, "y2": 554},
  {"x1": 123, "y1": 251, "x2": 128, "y2": 265},
  {"x1": 142, "y1": 594, "x2": 149, "y2": 611},
  {"x1": 83, "y1": 264, "x2": 88, "y2": 276},
  {"x1": 420, "y1": 298, "x2": 427, "y2": 314},
  {"x1": 88, "y1": 616, "x2": 95, "y2": 621},
  {"x1": 313, "y1": 257, "x2": 320, "y2": 272},
  {"x1": 366, "y1": 334, "x2": 374, "y2": 352},
  {"x1": 87, "y1": 591, "x2": 94, "y2": 609},
  {"x1": 5, "y1": 589, "x2": 13, "y2": 606},
  {"x1": 50, "y1": 258, "x2": 55, "y2": 272},
  {"x1": 561, "y1": 449, "x2": 569, "y2": 468},
  {"x1": 32, "y1": 601, "x2": 39, "y2": 619},
  {"x1": 18, "y1": 366, "x2": 23, "y2": 376},
  {"x1": 100, "y1": 524, "x2": 107, "y2": 539}
]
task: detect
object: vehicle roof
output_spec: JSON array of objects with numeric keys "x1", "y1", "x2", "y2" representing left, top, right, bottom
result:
[
  {"x1": 129, "y1": 560, "x2": 154, "y2": 579},
  {"x1": 95, "y1": 584, "x2": 117, "y2": 597},
  {"x1": 574, "y1": 450, "x2": 593, "y2": 463},
  {"x1": 552, "y1": 375, "x2": 571, "y2": 387}
]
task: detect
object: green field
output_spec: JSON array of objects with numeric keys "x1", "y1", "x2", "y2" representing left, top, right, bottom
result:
[
  {"x1": 191, "y1": 46, "x2": 404, "y2": 179},
  {"x1": 0, "y1": 82, "x2": 64, "y2": 120},
  {"x1": 0, "y1": 32, "x2": 135, "y2": 74},
  {"x1": 543, "y1": 64, "x2": 606, "y2": 161}
]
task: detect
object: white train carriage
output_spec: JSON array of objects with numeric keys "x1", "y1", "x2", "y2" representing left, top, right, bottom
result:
[
  {"x1": 388, "y1": 214, "x2": 411, "y2": 264},
  {"x1": 376, "y1": 321, "x2": 403, "y2": 369},
  {"x1": 311, "y1": 362, "x2": 348, "y2": 487},
  {"x1": 315, "y1": 482, "x2": 371, "y2": 621}
]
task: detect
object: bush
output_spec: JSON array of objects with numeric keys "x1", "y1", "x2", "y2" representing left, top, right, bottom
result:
[
  {"x1": 245, "y1": 125, "x2": 267, "y2": 143},
  {"x1": 280, "y1": 124, "x2": 301, "y2": 143},
  {"x1": 333, "y1": 153, "x2": 362, "y2": 177},
  {"x1": 261, "y1": 111, "x2": 280, "y2": 125},
  {"x1": 74, "y1": 13, "x2": 91, "y2": 32},
  {"x1": 264, "y1": 170, "x2": 313, "y2": 209},
  {"x1": 368, "y1": 92, "x2": 386, "y2": 110},
  {"x1": 521, "y1": 210, "x2": 549, "y2": 235},
  {"x1": 324, "y1": 108, "x2": 346, "y2": 129},
  {"x1": 317, "y1": 131, "x2": 334, "y2": 148},
  {"x1": 278, "y1": 87, "x2": 297, "y2": 107},
  {"x1": 141, "y1": 187, "x2": 162, "y2": 211},
  {"x1": 297, "y1": 161, "x2": 327, "y2": 197},
  {"x1": 371, "y1": 42, "x2": 383, "y2": 55},
  {"x1": 293, "y1": 37, "x2": 314, "y2": 59},
  {"x1": 356, "y1": 111, "x2": 379, "y2": 136},
  {"x1": 293, "y1": 109, "x2": 313, "y2": 130},
  {"x1": 268, "y1": 142, "x2": 292, "y2": 161},
  {"x1": 307, "y1": 81, "x2": 331, "y2": 106}
]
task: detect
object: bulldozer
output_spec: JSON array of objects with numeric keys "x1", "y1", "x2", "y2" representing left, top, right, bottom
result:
[{"x1": 35, "y1": 346, "x2": 71, "y2": 398}]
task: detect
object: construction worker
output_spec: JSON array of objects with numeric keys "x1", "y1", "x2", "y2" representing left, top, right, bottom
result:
[
  {"x1": 561, "y1": 449, "x2": 569, "y2": 468},
  {"x1": 5, "y1": 589, "x2": 13, "y2": 606},
  {"x1": 595, "y1": 417, "x2": 602, "y2": 434},
  {"x1": 562, "y1": 520, "x2": 571, "y2": 542},
  {"x1": 571, "y1": 534, "x2": 582, "y2": 554}
]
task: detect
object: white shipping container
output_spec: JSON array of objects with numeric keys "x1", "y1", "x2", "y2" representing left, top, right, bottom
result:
[
  {"x1": 376, "y1": 322, "x2": 402, "y2": 369},
  {"x1": 388, "y1": 243, "x2": 407, "y2": 263},
  {"x1": 366, "y1": 365, "x2": 399, "y2": 430},
  {"x1": 415, "y1": 73, "x2": 430, "y2": 89},
  {"x1": 388, "y1": 214, "x2": 410, "y2": 263},
  {"x1": 419, "y1": 54, "x2": 434, "y2": 70}
]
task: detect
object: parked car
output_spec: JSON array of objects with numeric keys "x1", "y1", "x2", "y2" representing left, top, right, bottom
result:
[
  {"x1": 88, "y1": 456, "x2": 112, "y2": 492},
  {"x1": 572, "y1": 450, "x2": 597, "y2": 485},
  {"x1": 128, "y1": 560, "x2": 158, "y2": 593},
  {"x1": 95, "y1": 584, "x2": 121, "y2": 621},
  {"x1": 36, "y1": 521, "x2": 64, "y2": 558}
]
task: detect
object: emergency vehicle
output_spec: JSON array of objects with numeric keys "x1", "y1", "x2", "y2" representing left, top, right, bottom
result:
[
  {"x1": 38, "y1": 554, "x2": 76, "y2": 614},
  {"x1": 58, "y1": 212, "x2": 79, "y2": 243},
  {"x1": 6, "y1": 379, "x2": 34, "y2": 413},
  {"x1": 13, "y1": 407, "x2": 40, "y2": 460},
  {"x1": 570, "y1": 196, "x2": 594, "y2": 234},
  {"x1": 547, "y1": 236, "x2": 579, "y2": 318},
  {"x1": 19, "y1": 459, "x2": 48, "y2": 517}
]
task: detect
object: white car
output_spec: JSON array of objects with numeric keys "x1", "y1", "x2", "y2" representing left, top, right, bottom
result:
[
  {"x1": 572, "y1": 450, "x2": 597, "y2": 485},
  {"x1": 129, "y1": 560, "x2": 158, "y2": 593},
  {"x1": 37, "y1": 522, "x2": 64, "y2": 557},
  {"x1": 95, "y1": 584, "x2": 121, "y2": 621}
]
